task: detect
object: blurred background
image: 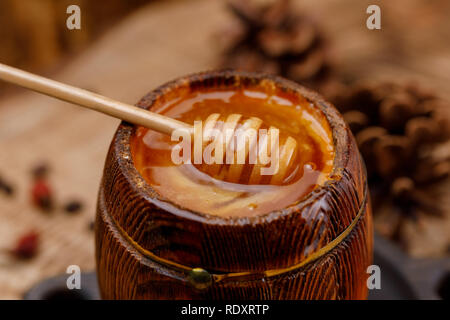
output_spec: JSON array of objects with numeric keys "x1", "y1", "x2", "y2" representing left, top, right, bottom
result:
[{"x1": 0, "y1": 0, "x2": 449, "y2": 299}]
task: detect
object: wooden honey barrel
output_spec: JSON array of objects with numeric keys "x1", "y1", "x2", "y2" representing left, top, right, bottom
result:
[{"x1": 95, "y1": 70, "x2": 373, "y2": 299}]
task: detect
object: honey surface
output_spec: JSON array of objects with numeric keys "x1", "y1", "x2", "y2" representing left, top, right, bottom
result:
[{"x1": 131, "y1": 87, "x2": 334, "y2": 217}]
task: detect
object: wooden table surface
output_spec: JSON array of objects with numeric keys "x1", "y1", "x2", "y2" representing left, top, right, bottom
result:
[{"x1": 0, "y1": 0, "x2": 449, "y2": 299}]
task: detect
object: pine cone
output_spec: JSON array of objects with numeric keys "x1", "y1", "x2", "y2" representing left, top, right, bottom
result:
[
  {"x1": 219, "y1": 0, "x2": 332, "y2": 89},
  {"x1": 331, "y1": 81, "x2": 450, "y2": 239}
]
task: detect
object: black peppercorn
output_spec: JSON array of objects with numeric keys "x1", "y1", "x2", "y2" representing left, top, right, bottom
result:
[
  {"x1": 64, "y1": 200, "x2": 83, "y2": 214},
  {"x1": 0, "y1": 177, "x2": 14, "y2": 196}
]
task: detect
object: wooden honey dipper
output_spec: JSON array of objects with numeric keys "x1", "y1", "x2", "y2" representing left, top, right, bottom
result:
[
  {"x1": 196, "y1": 113, "x2": 297, "y2": 185},
  {"x1": 0, "y1": 63, "x2": 297, "y2": 185}
]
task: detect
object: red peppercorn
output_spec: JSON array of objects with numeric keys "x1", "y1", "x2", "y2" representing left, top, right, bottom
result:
[
  {"x1": 10, "y1": 231, "x2": 39, "y2": 259},
  {"x1": 31, "y1": 179, "x2": 53, "y2": 211}
]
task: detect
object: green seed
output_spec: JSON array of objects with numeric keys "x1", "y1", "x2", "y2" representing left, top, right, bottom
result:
[{"x1": 188, "y1": 268, "x2": 212, "y2": 290}]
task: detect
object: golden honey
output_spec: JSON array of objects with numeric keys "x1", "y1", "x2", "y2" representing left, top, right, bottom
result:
[{"x1": 131, "y1": 87, "x2": 335, "y2": 217}]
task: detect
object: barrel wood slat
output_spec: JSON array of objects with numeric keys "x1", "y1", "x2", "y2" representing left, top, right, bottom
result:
[{"x1": 96, "y1": 71, "x2": 373, "y2": 299}]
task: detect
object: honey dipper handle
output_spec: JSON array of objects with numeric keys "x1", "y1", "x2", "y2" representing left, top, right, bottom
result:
[{"x1": 0, "y1": 63, "x2": 192, "y2": 135}]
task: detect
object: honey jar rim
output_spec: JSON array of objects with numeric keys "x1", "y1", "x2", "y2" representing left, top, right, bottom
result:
[
  {"x1": 112, "y1": 69, "x2": 358, "y2": 225},
  {"x1": 101, "y1": 69, "x2": 368, "y2": 272}
]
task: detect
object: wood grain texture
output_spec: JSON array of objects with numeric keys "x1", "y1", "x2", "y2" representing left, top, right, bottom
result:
[
  {"x1": 0, "y1": 0, "x2": 226, "y2": 299},
  {"x1": 1, "y1": 0, "x2": 448, "y2": 299},
  {"x1": 95, "y1": 70, "x2": 373, "y2": 299}
]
